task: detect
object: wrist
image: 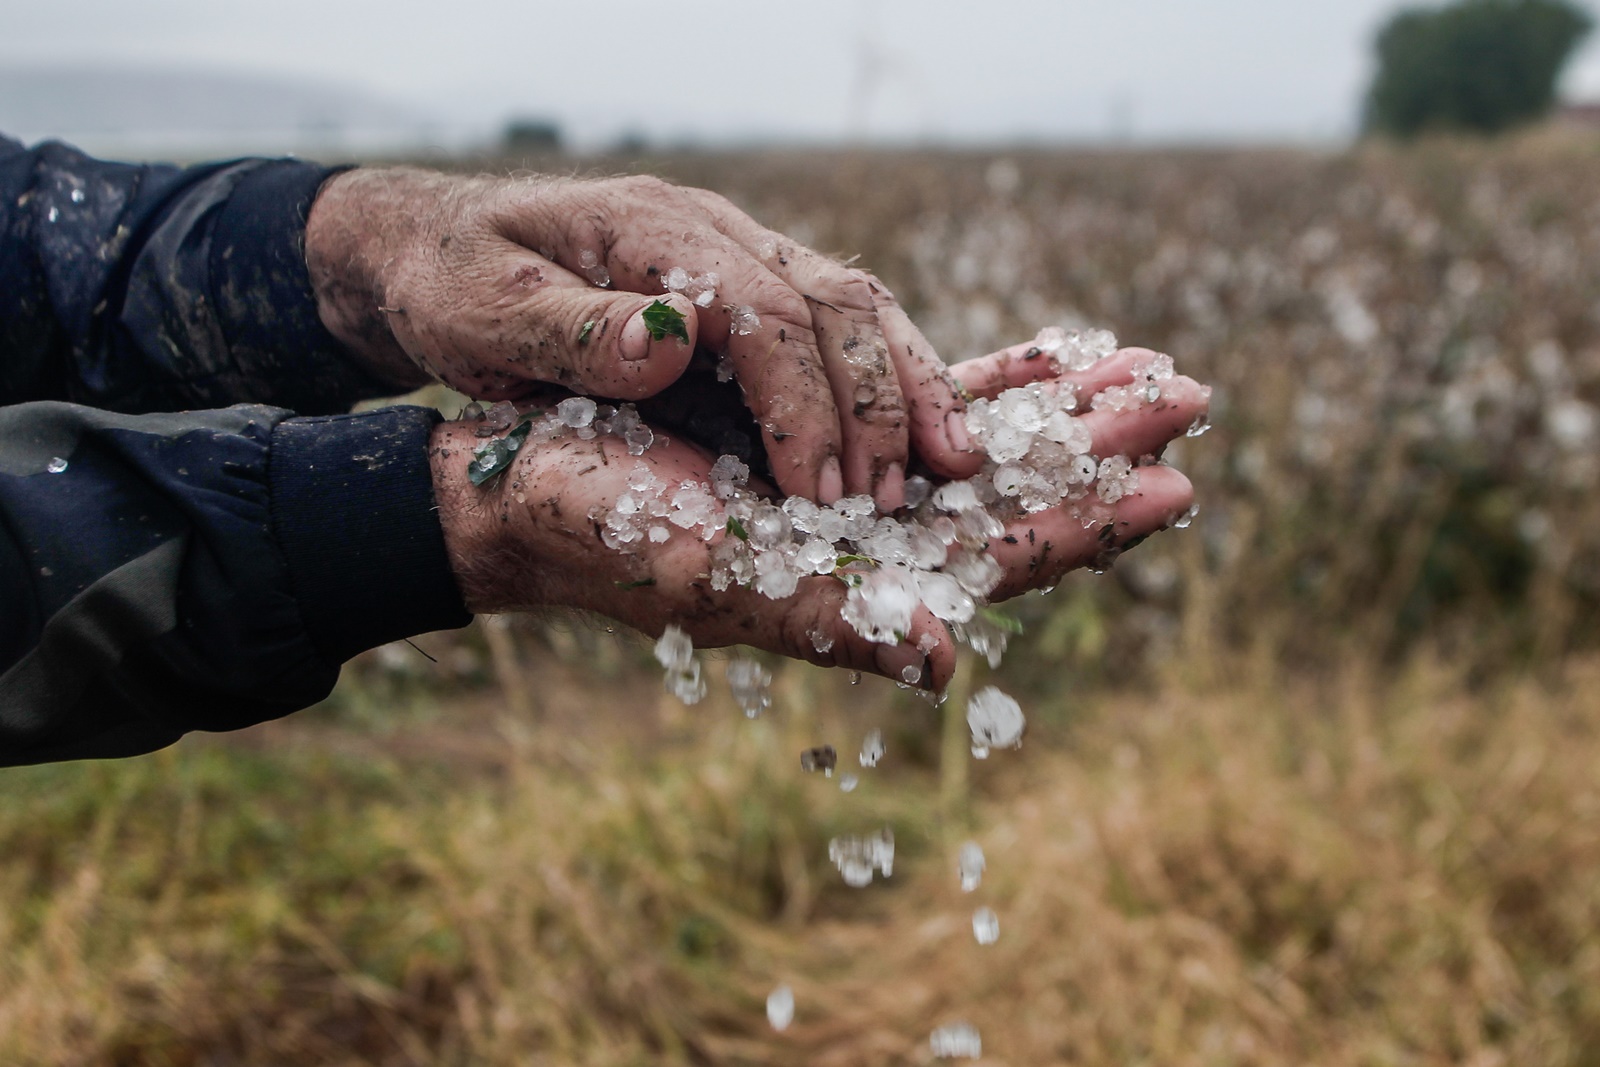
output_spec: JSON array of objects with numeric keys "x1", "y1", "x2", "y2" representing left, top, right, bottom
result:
[
  {"x1": 429, "y1": 419, "x2": 544, "y2": 614},
  {"x1": 304, "y1": 168, "x2": 435, "y2": 390}
]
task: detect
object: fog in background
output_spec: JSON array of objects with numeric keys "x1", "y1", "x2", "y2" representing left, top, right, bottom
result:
[{"x1": 5, "y1": 0, "x2": 1600, "y2": 157}]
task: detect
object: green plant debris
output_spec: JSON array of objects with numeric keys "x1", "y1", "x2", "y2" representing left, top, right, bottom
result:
[
  {"x1": 835, "y1": 554, "x2": 878, "y2": 569},
  {"x1": 725, "y1": 517, "x2": 748, "y2": 541},
  {"x1": 979, "y1": 606, "x2": 1025, "y2": 635},
  {"x1": 641, "y1": 300, "x2": 690, "y2": 343},
  {"x1": 578, "y1": 320, "x2": 596, "y2": 345},
  {"x1": 468, "y1": 420, "x2": 534, "y2": 488},
  {"x1": 614, "y1": 577, "x2": 657, "y2": 590}
]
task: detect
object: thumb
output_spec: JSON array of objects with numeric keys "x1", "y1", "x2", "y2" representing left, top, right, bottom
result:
[{"x1": 516, "y1": 285, "x2": 699, "y2": 401}]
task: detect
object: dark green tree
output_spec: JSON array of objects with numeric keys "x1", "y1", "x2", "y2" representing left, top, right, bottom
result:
[{"x1": 1364, "y1": 0, "x2": 1593, "y2": 136}]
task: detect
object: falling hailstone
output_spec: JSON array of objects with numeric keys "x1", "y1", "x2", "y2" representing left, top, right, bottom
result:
[
  {"x1": 972, "y1": 906, "x2": 999, "y2": 945},
  {"x1": 726, "y1": 656, "x2": 772, "y2": 718},
  {"x1": 958, "y1": 841, "x2": 985, "y2": 892},
  {"x1": 654, "y1": 625, "x2": 706, "y2": 705},
  {"x1": 930, "y1": 1022, "x2": 982, "y2": 1059},
  {"x1": 838, "y1": 772, "x2": 859, "y2": 793},
  {"x1": 967, "y1": 686, "x2": 1025, "y2": 758},
  {"x1": 829, "y1": 828, "x2": 894, "y2": 887},
  {"x1": 766, "y1": 985, "x2": 795, "y2": 1032},
  {"x1": 859, "y1": 728, "x2": 884, "y2": 768}
]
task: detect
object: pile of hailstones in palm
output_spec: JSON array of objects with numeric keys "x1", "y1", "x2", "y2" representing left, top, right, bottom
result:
[{"x1": 472, "y1": 323, "x2": 1197, "y2": 1058}]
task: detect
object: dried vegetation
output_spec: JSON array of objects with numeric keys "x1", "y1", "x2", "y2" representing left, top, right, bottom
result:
[{"x1": 5, "y1": 140, "x2": 1600, "y2": 1064}]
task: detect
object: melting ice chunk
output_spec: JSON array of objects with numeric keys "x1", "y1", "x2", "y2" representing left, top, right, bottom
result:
[
  {"x1": 766, "y1": 985, "x2": 794, "y2": 1031},
  {"x1": 972, "y1": 906, "x2": 999, "y2": 945},
  {"x1": 967, "y1": 686, "x2": 1025, "y2": 756},
  {"x1": 930, "y1": 1022, "x2": 982, "y2": 1059},
  {"x1": 859, "y1": 728, "x2": 884, "y2": 768},
  {"x1": 958, "y1": 841, "x2": 985, "y2": 892}
]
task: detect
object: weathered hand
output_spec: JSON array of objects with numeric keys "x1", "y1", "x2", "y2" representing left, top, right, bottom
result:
[
  {"x1": 307, "y1": 169, "x2": 979, "y2": 511},
  {"x1": 427, "y1": 347, "x2": 1206, "y2": 690}
]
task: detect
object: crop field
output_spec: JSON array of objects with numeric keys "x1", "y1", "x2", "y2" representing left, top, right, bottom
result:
[{"x1": 4, "y1": 140, "x2": 1600, "y2": 1065}]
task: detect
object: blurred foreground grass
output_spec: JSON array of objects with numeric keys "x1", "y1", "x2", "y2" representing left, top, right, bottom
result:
[{"x1": 4, "y1": 643, "x2": 1600, "y2": 1065}]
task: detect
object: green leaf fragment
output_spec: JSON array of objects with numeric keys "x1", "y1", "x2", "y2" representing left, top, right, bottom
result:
[
  {"x1": 834, "y1": 553, "x2": 878, "y2": 569},
  {"x1": 725, "y1": 517, "x2": 748, "y2": 541},
  {"x1": 614, "y1": 577, "x2": 657, "y2": 590},
  {"x1": 641, "y1": 299, "x2": 689, "y2": 343},
  {"x1": 467, "y1": 419, "x2": 534, "y2": 488},
  {"x1": 578, "y1": 319, "x2": 595, "y2": 344},
  {"x1": 978, "y1": 606, "x2": 1025, "y2": 635}
]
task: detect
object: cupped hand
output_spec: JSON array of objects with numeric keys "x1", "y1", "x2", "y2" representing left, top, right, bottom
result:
[
  {"x1": 427, "y1": 346, "x2": 1207, "y2": 691},
  {"x1": 308, "y1": 169, "x2": 979, "y2": 512}
]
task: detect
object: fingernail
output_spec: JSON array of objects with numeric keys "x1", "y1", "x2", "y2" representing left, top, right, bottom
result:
[
  {"x1": 619, "y1": 310, "x2": 653, "y2": 362},
  {"x1": 944, "y1": 410, "x2": 974, "y2": 454},
  {"x1": 819, "y1": 456, "x2": 844, "y2": 504},
  {"x1": 874, "y1": 641, "x2": 924, "y2": 686},
  {"x1": 876, "y1": 462, "x2": 905, "y2": 513}
]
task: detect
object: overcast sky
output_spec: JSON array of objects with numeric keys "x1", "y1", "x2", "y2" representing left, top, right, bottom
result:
[{"x1": 6, "y1": 0, "x2": 1600, "y2": 151}]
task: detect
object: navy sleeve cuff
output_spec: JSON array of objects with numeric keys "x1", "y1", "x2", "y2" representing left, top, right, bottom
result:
[
  {"x1": 208, "y1": 160, "x2": 391, "y2": 415},
  {"x1": 268, "y1": 405, "x2": 472, "y2": 664}
]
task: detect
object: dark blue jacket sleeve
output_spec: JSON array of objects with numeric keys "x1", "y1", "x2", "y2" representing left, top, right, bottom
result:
[{"x1": 0, "y1": 136, "x2": 471, "y2": 765}]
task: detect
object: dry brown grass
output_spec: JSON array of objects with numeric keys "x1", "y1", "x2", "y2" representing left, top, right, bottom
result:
[
  {"x1": 5, "y1": 652, "x2": 1600, "y2": 1065},
  {"x1": 5, "y1": 142, "x2": 1600, "y2": 1064}
]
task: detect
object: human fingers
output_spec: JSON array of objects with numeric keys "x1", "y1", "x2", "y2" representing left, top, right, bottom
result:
[
  {"x1": 677, "y1": 188, "x2": 917, "y2": 509},
  {"x1": 949, "y1": 343, "x2": 1167, "y2": 404},
  {"x1": 383, "y1": 237, "x2": 698, "y2": 401},
  {"x1": 988, "y1": 466, "x2": 1194, "y2": 599},
  {"x1": 493, "y1": 176, "x2": 849, "y2": 505},
  {"x1": 867, "y1": 286, "x2": 983, "y2": 481},
  {"x1": 434, "y1": 418, "x2": 952, "y2": 689}
]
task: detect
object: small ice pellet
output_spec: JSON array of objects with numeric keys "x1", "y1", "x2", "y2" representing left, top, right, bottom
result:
[
  {"x1": 859, "y1": 728, "x2": 884, "y2": 768},
  {"x1": 930, "y1": 1022, "x2": 982, "y2": 1059},
  {"x1": 45, "y1": 457, "x2": 68, "y2": 474},
  {"x1": 766, "y1": 985, "x2": 795, "y2": 1031},
  {"x1": 900, "y1": 664, "x2": 922, "y2": 685},
  {"x1": 958, "y1": 841, "x2": 985, "y2": 892},
  {"x1": 972, "y1": 906, "x2": 999, "y2": 945},
  {"x1": 1175, "y1": 504, "x2": 1199, "y2": 529},
  {"x1": 838, "y1": 773, "x2": 859, "y2": 793},
  {"x1": 557, "y1": 396, "x2": 597, "y2": 428},
  {"x1": 578, "y1": 249, "x2": 611, "y2": 287}
]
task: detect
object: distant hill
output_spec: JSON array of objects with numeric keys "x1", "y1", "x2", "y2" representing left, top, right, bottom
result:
[{"x1": 0, "y1": 64, "x2": 456, "y2": 159}]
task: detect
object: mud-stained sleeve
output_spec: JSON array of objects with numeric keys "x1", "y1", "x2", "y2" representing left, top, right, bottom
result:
[
  {"x1": 0, "y1": 134, "x2": 396, "y2": 415},
  {"x1": 0, "y1": 401, "x2": 470, "y2": 766}
]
